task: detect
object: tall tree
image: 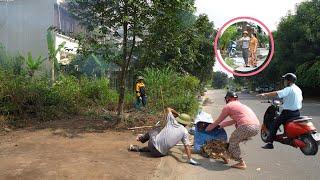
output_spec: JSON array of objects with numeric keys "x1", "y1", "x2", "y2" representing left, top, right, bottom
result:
[
  {"x1": 272, "y1": 0, "x2": 320, "y2": 86},
  {"x1": 188, "y1": 14, "x2": 215, "y2": 84},
  {"x1": 138, "y1": 1, "x2": 215, "y2": 84},
  {"x1": 249, "y1": 0, "x2": 320, "y2": 90},
  {"x1": 68, "y1": 0, "x2": 151, "y2": 116}
]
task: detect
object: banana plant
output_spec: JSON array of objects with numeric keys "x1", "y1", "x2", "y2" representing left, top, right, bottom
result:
[
  {"x1": 26, "y1": 52, "x2": 45, "y2": 77},
  {"x1": 91, "y1": 53, "x2": 107, "y2": 76},
  {"x1": 47, "y1": 28, "x2": 66, "y2": 82}
]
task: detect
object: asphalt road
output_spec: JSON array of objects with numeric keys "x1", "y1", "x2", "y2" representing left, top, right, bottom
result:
[
  {"x1": 153, "y1": 89, "x2": 320, "y2": 180},
  {"x1": 234, "y1": 48, "x2": 269, "y2": 72}
]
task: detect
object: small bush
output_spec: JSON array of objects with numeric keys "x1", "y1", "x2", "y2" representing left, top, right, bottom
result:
[
  {"x1": 80, "y1": 77, "x2": 128, "y2": 110},
  {"x1": 0, "y1": 45, "x2": 25, "y2": 76},
  {"x1": 142, "y1": 68, "x2": 199, "y2": 116},
  {"x1": 52, "y1": 75, "x2": 83, "y2": 113},
  {"x1": 81, "y1": 77, "x2": 110, "y2": 105}
]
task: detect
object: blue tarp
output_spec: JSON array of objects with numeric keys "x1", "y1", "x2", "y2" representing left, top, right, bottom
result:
[{"x1": 194, "y1": 126, "x2": 228, "y2": 152}]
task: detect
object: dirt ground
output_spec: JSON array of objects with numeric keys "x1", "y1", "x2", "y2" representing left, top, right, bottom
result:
[{"x1": 0, "y1": 116, "x2": 161, "y2": 180}]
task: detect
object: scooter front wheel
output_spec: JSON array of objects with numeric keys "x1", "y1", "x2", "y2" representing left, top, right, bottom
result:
[
  {"x1": 300, "y1": 134, "x2": 318, "y2": 156},
  {"x1": 260, "y1": 125, "x2": 269, "y2": 143}
]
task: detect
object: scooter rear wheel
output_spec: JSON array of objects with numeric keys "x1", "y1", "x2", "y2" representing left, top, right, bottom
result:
[{"x1": 300, "y1": 134, "x2": 318, "y2": 156}]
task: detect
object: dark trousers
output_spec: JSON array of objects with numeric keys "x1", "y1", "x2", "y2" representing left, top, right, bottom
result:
[
  {"x1": 268, "y1": 110, "x2": 300, "y2": 143},
  {"x1": 134, "y1": 96, "x2": 147, "y2": 109},
  {"x1": 242, "y1": 48, "x2": 249, "y2": 65},
  {"x1": 138, "y1": 128, "x2": 164, "y2": 157}
]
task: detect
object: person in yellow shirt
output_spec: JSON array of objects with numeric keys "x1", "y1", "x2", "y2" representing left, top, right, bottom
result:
[
  {"x1": 135, "y1": 76, "x2": 147, "y2": 109},
  {"x1": 249, "y1": 33, "x2": 258, "y2": 67}
]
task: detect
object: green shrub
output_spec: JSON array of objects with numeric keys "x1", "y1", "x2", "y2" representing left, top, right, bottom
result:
[
  {"x1": 0, "y1": 44, "x2": 138, "y2": 122},
  {"x1": 0, "y1": 45, "x2": 25, "y2": 75},
  {"x1": 296, "y1": 59, "x2": 320, "y2": 88},
  {"x1": 124, "y1": 91, "x2": 135, "y2": 109},
  {"x1": 79, "y1": 77, "x2": 133, "y2": 109},
  {"x1": 80, "y1": 77, "x2": 110, "y2": 105},
  {"x1": 0, "y1": 70, "x2": 125, "y2": 120},
  {"x1": 142, "y1": 68, "x2": 199, "y2": 116},
  {"x1": 52, "y1": 75, "x2": 82, "y2": 113}
]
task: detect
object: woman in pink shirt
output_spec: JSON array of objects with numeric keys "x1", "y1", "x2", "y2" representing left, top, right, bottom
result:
[{"x1": 206, "y1": 91, "x2": 260, "y2": 170}]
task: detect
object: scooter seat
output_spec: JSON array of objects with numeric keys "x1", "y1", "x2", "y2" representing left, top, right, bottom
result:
[{"x1": 290, "y1": 116, "x2": 312, "y2": 122}]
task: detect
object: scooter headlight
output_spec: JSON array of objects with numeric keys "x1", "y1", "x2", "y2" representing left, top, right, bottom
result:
[
  {"x1": 299, "y1": 121, "x2": 314, "y2": 127},
  {"x1": 305, "y1": 122, "x2": 314, "y2": 127}
]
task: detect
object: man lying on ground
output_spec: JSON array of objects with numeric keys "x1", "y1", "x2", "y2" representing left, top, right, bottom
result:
[{"x1": 128, "y1": 107, "x2": 200, "y2": 165}]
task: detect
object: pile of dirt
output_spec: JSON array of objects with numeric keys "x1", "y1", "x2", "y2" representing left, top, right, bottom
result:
[{"x1": 201, "y1": 140, "x2": 229, "y2": 159}]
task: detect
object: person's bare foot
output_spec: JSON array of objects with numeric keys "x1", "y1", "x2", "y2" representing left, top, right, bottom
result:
[
  {"x1": 231, "y1": 161, "x2": 247, "y2": 170},
  {"x1": 220, "y1": 154, "x2": 230, "y2": 164},
  {"x1": 221, "y1": 156, "x2": 230, "y2": 164}
]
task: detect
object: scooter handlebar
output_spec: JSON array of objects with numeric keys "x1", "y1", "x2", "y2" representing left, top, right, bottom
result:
[{"x1": 261, "y1": 100, "x2": 271, "y2": 103}]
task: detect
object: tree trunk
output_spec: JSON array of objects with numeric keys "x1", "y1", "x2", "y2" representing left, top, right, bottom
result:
[
  {"x1": 117, "y1": 3, "x2": 137, "y2": 117},
  {"x1": 117, "y1": 22, "x2": 128, "y2": 117},
  {"x1": 52, "y1": 59, "x2": 55, "y2": 82}
]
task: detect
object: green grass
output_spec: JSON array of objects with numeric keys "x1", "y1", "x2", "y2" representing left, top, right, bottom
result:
[
  {"x1": 224, "y1": 57, "x2": 237, "y2": 69},
  {"x1": 141, "y1": 68, "x2": 200, "y2": 116}
]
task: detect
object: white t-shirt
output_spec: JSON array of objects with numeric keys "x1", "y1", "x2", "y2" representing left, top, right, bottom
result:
[
  {"x1": 277, "y1": 84, "x2": 303, "y2": 110},
  {"x1": 240, "y1": 37, "x2": 250, "y2": 49},
  {"x1": 152, "y1": 112, "x2": 190, "y2": 155}
]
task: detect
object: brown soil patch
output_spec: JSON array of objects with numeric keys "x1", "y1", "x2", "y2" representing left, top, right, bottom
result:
[{"x1": 0, "y1": 111, "x2": 164, "y2": 180}]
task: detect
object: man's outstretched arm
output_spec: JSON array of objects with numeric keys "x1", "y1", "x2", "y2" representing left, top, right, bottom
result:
[
  {"x1": 184, "y1": 145, "x2": 200, "y2": 166},
  {"x1": 257, "y1": 91, "x2": 278, "y2": 98}
]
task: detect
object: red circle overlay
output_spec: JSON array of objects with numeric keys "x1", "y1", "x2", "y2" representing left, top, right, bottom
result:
[{"x1": 214, "y1": 16, "x2": 274, "y2": 77}]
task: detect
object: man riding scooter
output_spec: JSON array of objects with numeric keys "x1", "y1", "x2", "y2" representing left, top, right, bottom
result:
[{"x1": 257, "y1": 73, "x2": 303, "y2": 149}]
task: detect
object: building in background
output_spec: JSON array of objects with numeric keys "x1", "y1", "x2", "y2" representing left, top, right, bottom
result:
[{"x1": 0, "y1": 0, "x2": 82, "y2": 71}]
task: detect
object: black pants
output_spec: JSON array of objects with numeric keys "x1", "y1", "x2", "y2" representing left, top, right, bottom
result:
[
  {"x1": 242, "y1": 48, "x2": 249, "y2": 65},
  {"x1": 136, "y1": 96, "x2": 147, "y2": 107},
  {"x1": 268, "y1": 110, "x2": 300, "y2": 143},
  {"x1": 138, "y1": 128, "x2": 164, "y2": 157}
]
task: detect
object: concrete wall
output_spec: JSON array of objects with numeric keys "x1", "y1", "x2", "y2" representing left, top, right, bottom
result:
[
  {"x1": 0, "y1": 0, "x2": 56, "y2": 59},
  {"x1": 55, "y1": 33, "x2": 78, "y2": 65},
  {"x1": 54, "y1": 3, "x2": 84, "y2": 36}
]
